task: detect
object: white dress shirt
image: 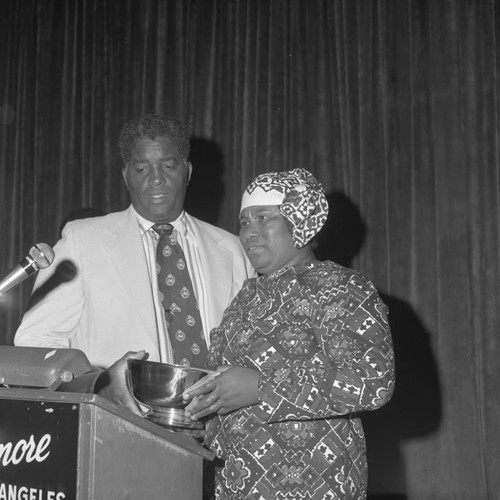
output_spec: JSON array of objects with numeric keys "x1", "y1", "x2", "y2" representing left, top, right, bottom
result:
[{"x1": 134, "y1": 209, "x2": 212, "y2": 364}]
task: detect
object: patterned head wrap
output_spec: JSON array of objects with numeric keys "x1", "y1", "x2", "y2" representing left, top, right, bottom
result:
[{"x1": 240, "y1": 168, "x2": 329, "y2": 248}]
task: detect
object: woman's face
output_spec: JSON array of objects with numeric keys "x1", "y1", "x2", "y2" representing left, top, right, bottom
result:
[{"x1": 239, "y1": 205, "x2": 303, "y2": 274}]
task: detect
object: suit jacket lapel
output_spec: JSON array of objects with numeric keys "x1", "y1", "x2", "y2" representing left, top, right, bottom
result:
[
  {"x1": 187, "y1": 214, "x2": 233, "y2": 332},
  {"x1": 103, "y1": 207, "x2": 158, "y2": 344}
]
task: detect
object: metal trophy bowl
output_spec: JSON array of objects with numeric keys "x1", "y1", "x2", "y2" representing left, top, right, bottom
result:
[{"x1": 126, "y1": 359, "x2": 213, "y2": 430}]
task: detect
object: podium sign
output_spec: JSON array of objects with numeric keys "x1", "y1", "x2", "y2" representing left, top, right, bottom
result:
[
  {"x1": 0, "y1": 399, "x2": 79, "y2": 499},
  {"x1": 0, "y1": 388, "x2": 212, "y2": 499}
]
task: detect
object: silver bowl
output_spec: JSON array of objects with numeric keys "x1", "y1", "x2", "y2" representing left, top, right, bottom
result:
[{"x1": 127, "y1": 359, "x2": 213, "y2": 429}]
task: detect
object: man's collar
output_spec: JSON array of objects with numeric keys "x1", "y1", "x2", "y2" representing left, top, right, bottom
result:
[{"x1": 131, "y1": 206, "x2": 192, "y2": 241}]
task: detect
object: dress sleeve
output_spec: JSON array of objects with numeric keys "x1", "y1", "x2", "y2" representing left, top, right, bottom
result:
[{"x1": 255, "y1": 272, "x2": 395, "y2": 423}]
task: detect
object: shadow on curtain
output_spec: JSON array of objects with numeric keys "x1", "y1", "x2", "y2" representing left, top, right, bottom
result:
[
  {"x1": 316, "y1": 191, "x2": 442, "y2": 498},
  {"x1": 184, "y1": 137, "x2": 226, "y2": 226}
]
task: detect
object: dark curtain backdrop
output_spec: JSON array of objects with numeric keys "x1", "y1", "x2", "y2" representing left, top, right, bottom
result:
[{"x1": 1, "y1": 0, "x2": 499, "y2": 498}]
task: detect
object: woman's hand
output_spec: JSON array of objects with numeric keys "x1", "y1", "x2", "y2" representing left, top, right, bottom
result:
[{"x1": 183, "y1": 365, "x2": 259, "y2": 420}]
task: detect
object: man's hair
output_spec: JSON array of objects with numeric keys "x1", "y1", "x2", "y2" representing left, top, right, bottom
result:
[{"x1": 119, "y1": 113, "x2": 191, "y2": 164}]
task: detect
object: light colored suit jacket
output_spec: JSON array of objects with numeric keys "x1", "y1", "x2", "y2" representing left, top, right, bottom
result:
[{"x1": 14, "y1": 206, "x2": 255, "y2": 370}]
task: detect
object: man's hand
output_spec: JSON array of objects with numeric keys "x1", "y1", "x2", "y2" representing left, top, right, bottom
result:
[
  {"x1": 182, "y1": 365, "x2": 259, "y2": 420},
  {"x1": 95, "y1": 350, "x2": 148, "y2": 416}
]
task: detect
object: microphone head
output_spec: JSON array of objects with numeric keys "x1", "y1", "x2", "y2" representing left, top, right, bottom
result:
[{"x1": 29, "y1": 243, "x2": 55, "y2": 270}]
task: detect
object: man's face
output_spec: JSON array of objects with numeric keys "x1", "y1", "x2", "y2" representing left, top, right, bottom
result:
[{"x1": 122, "y1": 136, "x2": 192, "y2": 223}]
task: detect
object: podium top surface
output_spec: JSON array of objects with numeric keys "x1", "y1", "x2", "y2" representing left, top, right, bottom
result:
[{"x1": 0, "y1": 387, "x2": 214, "y2": 460}]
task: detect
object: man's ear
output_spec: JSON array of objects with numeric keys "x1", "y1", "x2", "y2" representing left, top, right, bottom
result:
[
  {"x1": 122, "y1": 167, "x2": 129, "y2": 189},
  {"x1": 187, "y1": 161, "x2": 193, "y2": 184}
]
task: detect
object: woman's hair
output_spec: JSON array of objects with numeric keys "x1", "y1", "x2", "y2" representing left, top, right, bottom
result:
[{"x1": 119, "y1": 114, "x2": 191, "y2": 164}]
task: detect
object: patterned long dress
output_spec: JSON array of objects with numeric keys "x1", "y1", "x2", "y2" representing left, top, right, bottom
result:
[{"x1": 205, "y1": 261, "x2": 395, "y2": 500}]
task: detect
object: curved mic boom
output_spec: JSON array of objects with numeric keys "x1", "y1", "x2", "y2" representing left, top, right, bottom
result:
[{"x1": 0, "y1": 243, "x2": 55, "y2": 295}]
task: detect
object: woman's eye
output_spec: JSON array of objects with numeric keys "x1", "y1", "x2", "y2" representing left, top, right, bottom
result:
[{"x1": 240, "y1": 220, "x2": 249, "y2": 228}]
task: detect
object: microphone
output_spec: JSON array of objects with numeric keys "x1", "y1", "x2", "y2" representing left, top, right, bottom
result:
[{"x1": 0, "y1": 243, "x2": 55, "y2": 295}]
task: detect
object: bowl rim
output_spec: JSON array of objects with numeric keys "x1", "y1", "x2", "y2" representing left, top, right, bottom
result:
[{"x1": 127, "y1": 358, "x2": 217, "y2": 375}]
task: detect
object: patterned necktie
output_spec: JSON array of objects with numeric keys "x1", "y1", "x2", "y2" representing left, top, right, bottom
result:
[{"x1": 153, "y1": 223, "x2": 207, "y2": 367}]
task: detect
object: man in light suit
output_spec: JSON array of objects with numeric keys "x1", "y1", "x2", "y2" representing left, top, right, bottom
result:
[{"x1": 14, "y1": 113, "x2": 255, "y2": 413}]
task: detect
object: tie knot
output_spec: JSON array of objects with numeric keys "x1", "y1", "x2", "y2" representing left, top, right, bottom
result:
[{"x1": 153, "y1": 223, "x2": 174, "y2": 237}]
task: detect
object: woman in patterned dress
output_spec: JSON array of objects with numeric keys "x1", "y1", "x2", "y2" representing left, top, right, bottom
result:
[{"x1": 183, "y1": 168, "x2": 395, "y2": 499}]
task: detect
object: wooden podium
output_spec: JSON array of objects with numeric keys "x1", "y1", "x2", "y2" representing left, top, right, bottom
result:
[{"x1": 0, "y1": 347, "x2": 213, "y2": 499}]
